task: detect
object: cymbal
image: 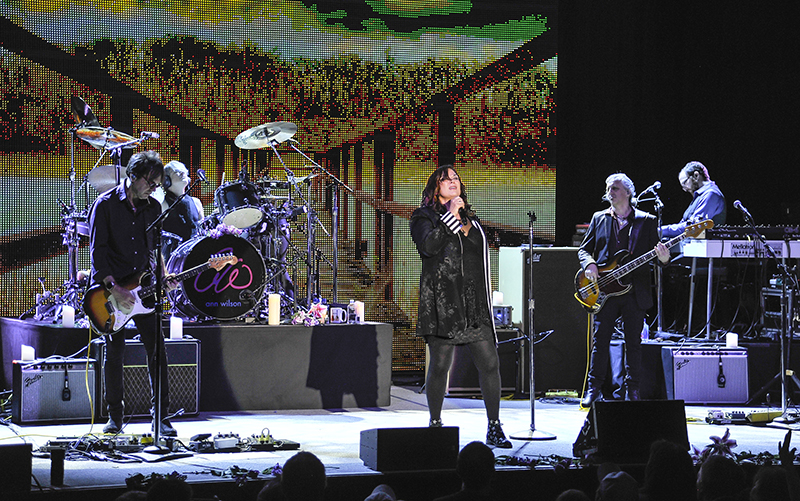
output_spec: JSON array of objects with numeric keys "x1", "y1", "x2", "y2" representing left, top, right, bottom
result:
[
  {"x1": 235, "y1": 122, "x2": 297, "y2": 149},
  {"x1": 76, "y1": 127, "x2": 137, "y2": 149},
  {"x1": 294, "y1": 173, "x2": 319, "y2": 184},
  {"x1": 71, "y1": 96, "x2": 99, "y2": 127},
  {"x1": 86, "y1": 164, "x2": 128, "y2": 193}
]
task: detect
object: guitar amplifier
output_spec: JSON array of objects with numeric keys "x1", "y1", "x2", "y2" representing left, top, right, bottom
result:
[
  {"x1": 12, "y1": 359, "x2": 96, "y2": 424},
  {"x1": 662, "y1": 347, "x2": 748, "y2": 404},
  {"x1": 91, "y1": 337, "x2": 200, "y2": 418}
]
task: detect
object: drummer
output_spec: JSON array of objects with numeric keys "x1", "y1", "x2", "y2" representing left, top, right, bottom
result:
[{"x1": 160, "y1": 161, "x2": 203, "y2": 259}]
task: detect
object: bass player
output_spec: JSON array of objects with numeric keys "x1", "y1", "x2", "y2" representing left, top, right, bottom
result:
[
  {"x1": 577, "y1": 173, "x2": 669, "y2": 407},
  {"x1": 88, "y1": 150, "x2": 178, "y2": 436}
]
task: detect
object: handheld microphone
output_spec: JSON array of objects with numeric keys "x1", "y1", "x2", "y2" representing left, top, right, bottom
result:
[
  {"x1": 196, "y1": 168, "x2": 208, "y2": 183},
  {"x1": 733, "y1": 200, "x2": 752, "y2": 221}
]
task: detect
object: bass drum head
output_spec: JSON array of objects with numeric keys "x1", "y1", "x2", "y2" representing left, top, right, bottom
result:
[{"x1": 166, "y1": 234, "x2": 266, "y2": 320}]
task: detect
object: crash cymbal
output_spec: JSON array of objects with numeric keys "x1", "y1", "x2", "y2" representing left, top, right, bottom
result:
[
  {"x1": 71, "y1": 96, "x2": 100, "y2": 127},
  {"x1": 235, "y1": 122, "x2": 297, "y2": 149},
  {"x1": 86, "y1": 164, "x2": 128, "y2": 193},
  {"x1": 76, "y1": 127, "x2": 137, "y2": 149}
]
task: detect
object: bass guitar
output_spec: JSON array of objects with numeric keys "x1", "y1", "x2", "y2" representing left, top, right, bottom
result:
[
  {"x1": 574, "y1": 220, "x2": 713, "y2": 313},
  {"x1": 83, "y1": 253, "x2": 238, "y2": 334}
]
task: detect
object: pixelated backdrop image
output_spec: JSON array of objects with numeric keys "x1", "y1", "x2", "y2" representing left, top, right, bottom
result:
[{"x1": 0, "y1": 1, "x2": 557, "y2": 372}]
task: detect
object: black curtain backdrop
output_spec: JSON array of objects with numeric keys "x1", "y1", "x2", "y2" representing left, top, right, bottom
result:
[{"x1": 557, "y1": 2, "x2": 800, "y2": 245}]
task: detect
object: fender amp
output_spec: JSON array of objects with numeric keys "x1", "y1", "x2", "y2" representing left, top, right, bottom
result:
[
  {"x1": 662, "y1": 347, "x2": 748, "y2": 404},
  {"x1": 90, "y1": 337, "x2": 200, "y2": 418},
  {"x1": 12, "y1": 359, "x2": 96, "y2": 424}
]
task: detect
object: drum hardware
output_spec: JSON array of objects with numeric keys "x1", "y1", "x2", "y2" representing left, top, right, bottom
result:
[{"x1": 286, "y1": 140, "x2": 355, "y2": 304}]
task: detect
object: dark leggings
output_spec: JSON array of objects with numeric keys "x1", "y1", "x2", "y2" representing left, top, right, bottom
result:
[{"x1": 426, "y1": 339, "x2": 502, "y2": 422}]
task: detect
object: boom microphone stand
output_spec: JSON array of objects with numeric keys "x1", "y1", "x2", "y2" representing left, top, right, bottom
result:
[
  {"x1": 736, "y1": 201, "x2": 800, "y2": 421},
  {"x1": 510, "y1": 211, "x2": 556, "y2": 441}
]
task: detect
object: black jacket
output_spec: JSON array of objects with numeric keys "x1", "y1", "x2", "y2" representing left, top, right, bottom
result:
[
  {"x1": 410, "y1": 206, "x2": 495, "y2": 340},
  {"x1": 577, "y1": 208, "x2": 661, "y2": 311}
]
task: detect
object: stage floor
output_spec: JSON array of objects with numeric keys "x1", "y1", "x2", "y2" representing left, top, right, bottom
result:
[{"x1": 4, "y1": 385, "x2": 800, "y2": 500}]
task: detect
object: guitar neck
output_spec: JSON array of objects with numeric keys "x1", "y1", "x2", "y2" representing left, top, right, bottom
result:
[
  {"x1": 140, "y1": 261, "x2": 211, "y2": 299},
  {"x1": 610, "y1": 232, "x2": 687, "y2": 278}
]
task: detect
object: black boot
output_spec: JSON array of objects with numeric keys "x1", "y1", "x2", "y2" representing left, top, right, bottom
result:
[
  {"x1": 581, "y1": 387, "x2": 603, "y2": 407},
  {"x1": 486, "y1": 420, "x2": 512, "y2": 448}
]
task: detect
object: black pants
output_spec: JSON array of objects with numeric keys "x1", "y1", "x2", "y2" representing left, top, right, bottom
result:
[
  {"x1": 103, "y1": 312, "x2": 170, "y2": 419},
  {"x1": 588, "y1": 293, "x2": 646, "y2": 394}
]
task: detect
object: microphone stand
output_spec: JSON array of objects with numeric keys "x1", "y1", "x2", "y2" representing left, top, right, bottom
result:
[
  {"x1": 738, "y1": 208, "x2": 800, "y2": 422},
  {"x1": 638, "y1": 192, "x2": 666, "y2": 336},
  {"x1": 143, "y1": 176, "x2": 204, "y2": 453},
  {"x1": 510, "y1": 211, "x2": 556, "y2": 441}
]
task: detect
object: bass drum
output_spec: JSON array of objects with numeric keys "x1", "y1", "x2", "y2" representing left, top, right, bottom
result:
[{"x1": 166, "y1": 233, "x2": 266, "y2": 320}]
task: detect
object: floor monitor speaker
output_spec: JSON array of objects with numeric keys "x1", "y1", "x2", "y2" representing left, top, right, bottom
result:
[
  {"x1": 573, "y1": 400, "x2": 689, "y2": 463},
  {"x1": 360, "y1": 427, "x2": 459, "y2": 471}
]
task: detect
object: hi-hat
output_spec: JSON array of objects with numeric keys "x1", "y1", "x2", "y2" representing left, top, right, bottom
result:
[
  {"x1": 87, "y1": 164, "x2": 128, "y2": 193},
  {"x1": 71, "y1": 96, "x2": 100, "y2": 127},
  {"x1": 235, "y1": 122, "x2": 297, "y2": 149},
  {"x1": 76, "y1": 127, "x2": 137, "y2": 149}
]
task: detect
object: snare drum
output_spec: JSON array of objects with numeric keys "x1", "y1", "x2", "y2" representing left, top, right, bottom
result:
[
  {"x1": 166, "y1": 233, "x2": 266, "y2": 319},
  {"x1": 214, "y1": 181, "x2": 264, "y2": 229}
]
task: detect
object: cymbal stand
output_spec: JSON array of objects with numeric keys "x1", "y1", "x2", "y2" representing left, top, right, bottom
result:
[
  {"x1": 267, "y1": 141, "x2": 331, "y2": 307},
  {"x1": 288, "y1": 141, "x2": 355, "y2": 304}
]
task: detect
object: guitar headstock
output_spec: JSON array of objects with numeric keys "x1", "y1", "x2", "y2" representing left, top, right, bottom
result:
[
  {"x1": 208, "y1": 253, "x2": 238, "y2": 270},
  {"x1": 685, "y1": 219, "x2": 714, "y2": 238}
]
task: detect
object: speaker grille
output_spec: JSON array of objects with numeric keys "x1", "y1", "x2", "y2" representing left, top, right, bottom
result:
[
  {"x1": 93, "y1": 339, "x2": 200, "y2": 418},
  {"x1": 12, "y1": 360, "x2": 96, "y2": 424}
]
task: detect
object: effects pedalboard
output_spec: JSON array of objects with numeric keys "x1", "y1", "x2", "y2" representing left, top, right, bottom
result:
[
  {"x1": 706, "y1": 409, "x2": 784, "y2": 425},
  {"x1": 43, "y1": 434, "x2": 156, "y2": 453},
  {"x1": 188, "y1": 432, "x2": 300, "y2": 453}
]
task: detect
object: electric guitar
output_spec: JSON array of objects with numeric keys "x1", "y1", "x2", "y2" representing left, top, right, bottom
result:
[
  {"x1": 574, "y1": 220, "x2": 713, "y2": 313},
  {"x1": 83, "y1": 253, "x2": 238, "y2": 334}
]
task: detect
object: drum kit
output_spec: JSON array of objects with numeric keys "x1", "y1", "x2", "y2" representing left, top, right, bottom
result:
[{"x1": 30, "y1": 97, "x2": 352, "y2": 326}]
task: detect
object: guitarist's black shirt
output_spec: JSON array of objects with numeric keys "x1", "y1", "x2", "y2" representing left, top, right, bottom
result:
[{"x1": 89, "y1": 182, "x2": 162, "y2": 285}]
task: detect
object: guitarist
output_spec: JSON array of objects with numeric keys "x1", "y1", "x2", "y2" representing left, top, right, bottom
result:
[
  {"x1": 577, "y1": 173, "x2": 670, "y2": 407},
  {"x1": 89, "y1": 150, "x2": 178, "y2": 436}
]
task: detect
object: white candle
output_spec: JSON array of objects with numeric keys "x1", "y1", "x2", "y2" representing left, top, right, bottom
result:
[
  {"x1": 61, "y1": 305, "x2": 75, "y2": 328},
  {"x1": 726, "y1": 332, "x2": 738, "y2": 348},
  {"x1": 492, "y1": 291, "x2": 504, "y2": 306},
  {"x1": 354, "y1": 301, "x2": 365, "y2": 323},
  {"x1": 20, "y1": 344, "x2": 35, "y2": 361},
  {"x1": 170, "y1": 316, "x2": 183, "y2": 339},
  {"x1": 268, "y1": 294, "x2": 281, "y2": 325}
]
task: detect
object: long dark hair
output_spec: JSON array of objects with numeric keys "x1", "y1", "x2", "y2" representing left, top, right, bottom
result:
[{"x1": 420, "y1": 165, "x2": 475, "y2": 217}]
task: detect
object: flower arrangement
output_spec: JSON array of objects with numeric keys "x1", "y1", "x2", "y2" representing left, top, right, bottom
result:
[
  {"x1": 209, "y1": 224, "x2": 244, "y2": 239},
  {"x1": 291, "y1": 302, "x2": 328, "y2": 326}
]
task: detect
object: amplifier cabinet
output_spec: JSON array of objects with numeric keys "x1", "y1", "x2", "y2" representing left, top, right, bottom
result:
[
  {"x1": 90, "y1": 338, "x2": 200, "y2": 418},
  {"x1": 12, "y1": 359, "x2": 96, "y2": 424},
  {"x1": 446, "y1": 328, "x2": 523, "y2": 396},
  {"x1": 662, "y1": 347, "x2": 748, "y2": 404}
]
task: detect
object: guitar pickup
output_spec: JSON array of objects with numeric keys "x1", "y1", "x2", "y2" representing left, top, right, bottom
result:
[{"x1": 104, "y1": 301, "x2": 115, "y2": 315}]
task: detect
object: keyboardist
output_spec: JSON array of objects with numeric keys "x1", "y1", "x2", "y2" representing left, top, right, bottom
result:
[{"x1": 661, "y1": 161, "x2": 726, "y2": 238}]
